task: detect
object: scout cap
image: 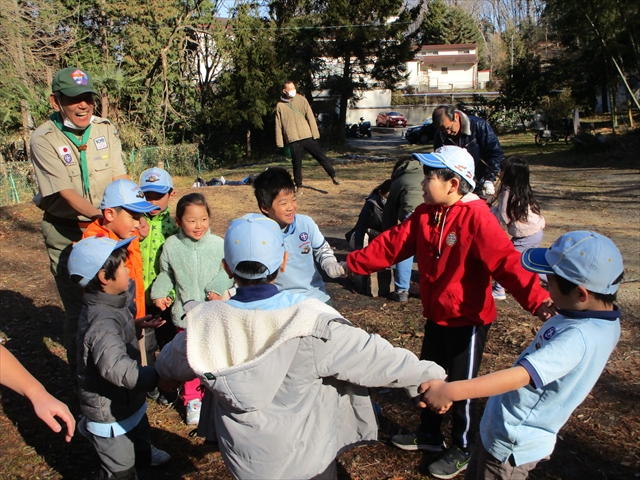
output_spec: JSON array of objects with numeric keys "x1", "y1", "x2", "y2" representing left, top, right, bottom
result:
[
  {"x1": 139, "y1": 167, "x2": 174, "y2": 194},
  {"x1": 224, "y1": 214, "x2": 285, "y2": 279},
  {"x1": 101, "y1": 179, "x2": 159, "y2": 213},
  {"x1": 413, "y1": 146, "x2": 476, "y2": 190},
  {"x1": 521, "y1": 230, "x2": 624, "y2": 295},
  {"x1": 68, "y1": 235, "x2": 135, "y2": 287},
  {"x1": 51, "y1": 67, "x2": 97, "y2": 97}
]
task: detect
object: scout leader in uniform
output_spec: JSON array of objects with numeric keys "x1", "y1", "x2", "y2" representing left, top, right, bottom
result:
[{"x1": 30, "y1": 67, "x2": 129, "y2": 379}]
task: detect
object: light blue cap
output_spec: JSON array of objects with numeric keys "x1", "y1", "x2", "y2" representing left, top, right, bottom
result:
[
  {"x1": 139, "y1": 167, "x2": 174, "y2": 194},
  {"x1": 413, "y1": 145, "x2": 476, "y2": 189},
  {"x1": 521, "y1": 231, "x2": 624, "y2": 295},
  {"x1": 68, "y1": 235, "x2": 135, "y2": 287},
  {"x1": 224, "y1": 214, "x2": 285, "y2": 279},
  {"x1": 100, "y1": 179, "x2": 159, "y2": 213}
]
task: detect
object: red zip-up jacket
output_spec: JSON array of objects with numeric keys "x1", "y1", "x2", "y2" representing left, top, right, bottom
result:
[{"x1": 347, "y1": 193, "x2": 549, "y2": 328}]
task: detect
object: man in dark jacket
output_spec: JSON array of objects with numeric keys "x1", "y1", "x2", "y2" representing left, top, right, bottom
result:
[
  {"x1": 432, "y1": 105, "x2": 503, "y2": 196},
  {"x1": 381, "y1": 158, "x2": 424, "y2": 301}
]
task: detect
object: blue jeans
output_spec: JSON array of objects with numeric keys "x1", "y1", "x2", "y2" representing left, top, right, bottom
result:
[{"x1": 393, "y1": 256, "x2": 413, "y2": 292}]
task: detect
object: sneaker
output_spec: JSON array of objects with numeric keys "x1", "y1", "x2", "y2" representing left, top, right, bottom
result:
[
  {"x1": 150, "y1": 445, "x2": 171, "y2": 467},
  {"x1": 427, "y1": 445, "x2": 471, "y2": 479},
  {"x1": 157, "y1": 389, "x2": 178, "y2": 406},
  {"x1": 186, "y1": 399, "x2": 201, "y2": 425},
  {"x1": 147, "y1": 388, "x2": 160, "y2": 402},
  {"x1": 492, "y1": 285, "x2": 506, "y2": 301},
  {"x1": 390, "y1": 432, "x2": 445, "y2": 452},
  {"x1": 332, "y1": 177, "x2": 342, "y2": 185},
  {"x1": 389, "y1": 290, "x2": 409, "y2": 303}
]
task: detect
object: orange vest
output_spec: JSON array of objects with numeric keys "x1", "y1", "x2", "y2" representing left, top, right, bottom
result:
[{"x1": 83, "y1": 220, "x2": 146, "y2": 319}]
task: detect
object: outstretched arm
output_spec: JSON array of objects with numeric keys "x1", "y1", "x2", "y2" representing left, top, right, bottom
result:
[
  {"x1": 0, "y1": 345, "x2": 75, "y2": 441},
  {"x1": 419, "y1": 366, "x2": 531, "y2": 413}
]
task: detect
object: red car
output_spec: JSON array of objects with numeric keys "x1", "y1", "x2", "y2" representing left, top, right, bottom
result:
[{"x1": 376, "y1": 111, "x2": 407, "y2": 128}]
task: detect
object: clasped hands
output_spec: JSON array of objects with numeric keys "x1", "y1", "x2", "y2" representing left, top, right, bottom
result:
[{"x1": 416, "y1": 379, "x2": 454, "y2": 414}]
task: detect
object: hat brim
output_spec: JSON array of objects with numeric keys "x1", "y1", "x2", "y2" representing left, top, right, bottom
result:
[
  {"x1": 56, "y1": 86, "x2": 98, "y2": 97},
  {"x1": 140, "y1": 185, "x2": 171, "y2": 194},
  {"x1": 115, "y1": 236, "x2": 136, "y2": 249},
  {"x1": 413, "y1": 152, "x2": 446, "y2": 168},
  {"x1": 521, "y1": 247, "x2": 555, "y2": 274},
  {"x1": 122, "y1": 201, "x2": 161, "y2": 213}
]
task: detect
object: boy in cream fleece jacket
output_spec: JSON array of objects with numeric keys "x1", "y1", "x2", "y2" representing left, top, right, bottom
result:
[{"x1": 156, "y1": 213, "x2": 447, "y2": 480}]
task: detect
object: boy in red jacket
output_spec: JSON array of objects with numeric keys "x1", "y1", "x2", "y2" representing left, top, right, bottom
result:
[{"x1": 344, "y1": 146, "x2": 554, "y2": 479}]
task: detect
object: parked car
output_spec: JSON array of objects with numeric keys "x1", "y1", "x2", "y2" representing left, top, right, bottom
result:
[
  {"x1": 405, "y1": 118, "x2": 437, "y2": 144},
  {"x1": 376, "y1": 111, "x2": 407, "y2": 128}
]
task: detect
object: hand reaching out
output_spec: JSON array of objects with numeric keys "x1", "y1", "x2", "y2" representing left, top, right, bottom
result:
[
  {"x1": 134, "y1": 314, "x2": 166, "y2": 331},
  {"x1": 324, "y1": 261, "x2": 346, "y2": 278},
  {"x1": 0, "y1": 345, "x2": 75, "y2": 442},
  {"x1": 417, "y1": 379, "x2": 453, "y2": 414},
  {"x1": 32, "y1": 391, "x2": 76, "y2": 442},
  {"x1": 207, "y1": 292, "x2": 222, "y2": 301},
  {"x1": 535, "y1": 298, "x2": 557, "y2": 321},
  {"x1": 340, "y1": 261, "x2": 352, "y2": 277},
  {"x1": 153, "y1": 297, "x2": 172, "y2": 311},
  {"x1": 138, "y1": 216, "x2": 150, "y2": 240}
]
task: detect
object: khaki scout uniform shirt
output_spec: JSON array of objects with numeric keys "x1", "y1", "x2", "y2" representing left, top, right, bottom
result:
[{"x1": 31, "y1": 117, "x2": 127, "y2": 222}]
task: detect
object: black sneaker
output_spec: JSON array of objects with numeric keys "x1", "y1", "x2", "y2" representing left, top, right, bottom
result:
[
  {"x1": 389, "y1": 290, "x2": 409, "y2": 302},
  {"x1": 390, "y1": 432, "x2": 445, "y2": 452},
  {"x1": 332, "y1": 177, "x2": 342, "y2": 185},
  {"x1": 427, "y1": 445, "x2": 471, "y2": 479}
]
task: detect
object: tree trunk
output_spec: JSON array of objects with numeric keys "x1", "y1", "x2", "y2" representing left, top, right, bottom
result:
[
  {"x1": 20, "y1": 100, "x2": 30, "y2": 160},
  {"x1": 338, "y1": 55, "x2": 352, "y2": 143},
  {"x1": 246, "y1": 128, "x2": 251, "y2": 157}
]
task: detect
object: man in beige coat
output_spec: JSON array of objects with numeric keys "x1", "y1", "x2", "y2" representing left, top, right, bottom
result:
[{"x1": 275, "y1": 80, "x2": 340, "y2": 190}]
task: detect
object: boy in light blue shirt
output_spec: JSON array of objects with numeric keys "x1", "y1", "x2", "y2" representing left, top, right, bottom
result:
[
  {"x1": 252, "y1": 167, "x2": 344, "y2": 303},
  {"x1": 419, "y1": 230, "x2": 623, "y2": 479}
]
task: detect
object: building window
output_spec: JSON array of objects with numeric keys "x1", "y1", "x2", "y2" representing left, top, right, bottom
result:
[
  {"x1": 427, "y1": 50, "x2": 438, "y2": 55},
  {"x1": 462, "y1": 50, "x2": 470, "y2": 54},
  {"x1": 441, "y1": 67, "x2": 448, "y2": 74}
]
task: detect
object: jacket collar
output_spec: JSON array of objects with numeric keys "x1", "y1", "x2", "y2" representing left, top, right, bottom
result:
[
  {"x1": 455, "y1": 110, "x2": 472, "y2": 136},
  {"x1": 178, "y1": 229, "x2": 210, "y2": 246},
  {"x1": 84, "y1": 289, "x2": 128, "y2": 309}
]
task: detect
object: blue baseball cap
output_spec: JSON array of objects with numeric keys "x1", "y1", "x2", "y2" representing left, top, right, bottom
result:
[
  {"x1": 521, "y1": 231, "x2": 624, "y2": 295},
  {"x1": 413, "y1": 146, "x2": 476, "y2": 190},
  {"x1": 100, "y1": 179, "x2": 159, "y2": 213},
  {"x1": 139, "y1": 167, "x2": 174, "y2": 194},
  {"x1": 68, "y1": 235, "x2": 135, "y2": 287},
  {"x1": 224, "y1": 214, "x2": 285, "y2": 279}
]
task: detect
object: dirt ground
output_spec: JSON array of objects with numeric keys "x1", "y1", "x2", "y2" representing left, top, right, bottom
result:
[{"x1": 0, "y1": 130, "x2": 639, "y2": 479}]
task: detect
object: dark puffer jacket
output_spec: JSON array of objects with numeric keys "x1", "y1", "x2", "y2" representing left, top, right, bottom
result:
[
  {"x1": 434, "y1": 110, "x2": 504, "y2": 184},
  {"x1": 382, "y1": 159, "x2": 425, "y2": 231},
  {"x1": 346, "y1": 193, "x2": 386, "y2": 249},
  {"x1": 76, "y1": 288, "x2": 158, "y2": 423}
]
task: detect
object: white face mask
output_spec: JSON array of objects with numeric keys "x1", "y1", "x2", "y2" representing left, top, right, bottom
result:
[
  {"x1": 63, "y1": 115, "x2": 95, "y2": 130},
  {"x1": 286, "y1": 89, "x2": 296, "y2": 98},
  {"x1": 380, "y1": 197, "x2": 387, "y2": 205}
]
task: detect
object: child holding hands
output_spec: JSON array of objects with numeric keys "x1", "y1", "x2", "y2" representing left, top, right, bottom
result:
[
  {"x1": 420, "y1": 231, "x2": 623, "y2": 480},
  {"x1": 151, "y1": 193, "x2": 233, "y2": 424}
]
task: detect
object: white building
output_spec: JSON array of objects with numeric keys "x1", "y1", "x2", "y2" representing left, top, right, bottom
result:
[{"x1": 405, "y1": 44, "x2": 479, "y2": 91}]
